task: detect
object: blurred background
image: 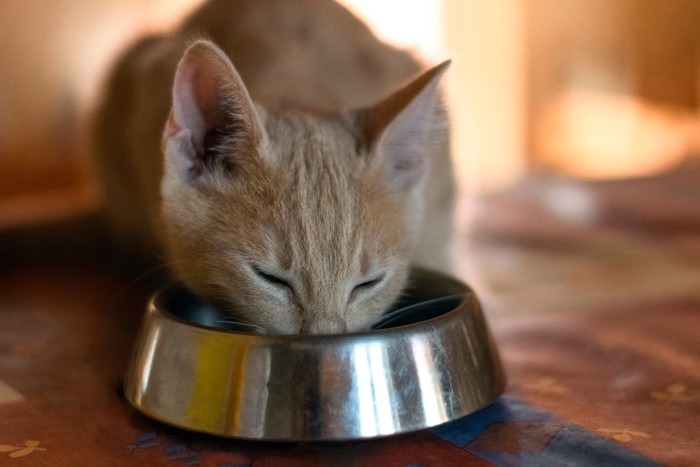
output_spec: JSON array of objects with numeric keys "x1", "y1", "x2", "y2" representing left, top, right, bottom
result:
[
  {"x1": 1, "y1": 0, "x2": 699, "y2": 240},
  {"x1": 2, "y1": 4, "x2": 698, "y2": 462}
]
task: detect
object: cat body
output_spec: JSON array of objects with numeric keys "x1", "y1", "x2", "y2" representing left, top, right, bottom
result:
[{"x1": 94, "y1": 0, "x2": 454, "y2": 334}]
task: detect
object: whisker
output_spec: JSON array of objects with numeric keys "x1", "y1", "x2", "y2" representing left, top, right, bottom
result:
[
  {"x1": 215, "y1": 317, "x2": 266, "y2": 332},
  {"x1": 110, "y1": 260, "x2": 181, "y2": 304}
]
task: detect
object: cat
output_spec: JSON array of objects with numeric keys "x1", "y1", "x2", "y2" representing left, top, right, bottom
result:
[{"x1": 93, "y1": 0, "x2": 454, "y2": 334}]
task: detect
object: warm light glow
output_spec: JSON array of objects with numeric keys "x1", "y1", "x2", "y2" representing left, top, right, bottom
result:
[
  {"x1": 444, "y1": 0, "x2": 527, "y2": 194},
  {"x1": 145, "y1": 0, "x2": 205, "y2": 31},
  {"x1": 336, "y1": 0, "x2": 445, "y2": 61},
  {"x1": 538, "y1": 88, "x2": 695, "y2": 179}
]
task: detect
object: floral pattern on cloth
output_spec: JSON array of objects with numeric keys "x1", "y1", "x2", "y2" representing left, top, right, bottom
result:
[
  {"x1": 649, "y1": 383, "x2": 698, "y2": 403},
  {"x1": 0, "y1": 440, "x2": 46, "y2": 459}
]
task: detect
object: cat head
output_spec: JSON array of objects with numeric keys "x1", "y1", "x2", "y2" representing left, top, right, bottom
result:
[{"x1": 161, "y1": 40, "x2": 448, "y2": 334}]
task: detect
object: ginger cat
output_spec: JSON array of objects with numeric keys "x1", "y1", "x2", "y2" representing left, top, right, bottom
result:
[{"x1": 93, "y1": 0, "x2": 454, "y2": 334}]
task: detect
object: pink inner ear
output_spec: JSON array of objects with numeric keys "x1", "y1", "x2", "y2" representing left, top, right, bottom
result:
[
  {"x1": 164, "y1": 41, "x2": 265, "y2": 182},
  {"x1": 171, "y1": 57, "x2": 227, "y2": 153},
  {"x1": 360, "y1": 62, "x2": 450, "y2": 191}
]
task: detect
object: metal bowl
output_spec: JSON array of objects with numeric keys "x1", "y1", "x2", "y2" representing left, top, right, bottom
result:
[{"x1": 124, "y1": 269, "x2": 505, "y2": 441}]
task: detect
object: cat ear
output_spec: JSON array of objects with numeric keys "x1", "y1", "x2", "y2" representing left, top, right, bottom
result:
[
  {"x1": 163, "y1": 40, "x2": 264, "y2": 182},
  {"x1": 359, "y1": 61, "x2": 450, "y2": 191}
]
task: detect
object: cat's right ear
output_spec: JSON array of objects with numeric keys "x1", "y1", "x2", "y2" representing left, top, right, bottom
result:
[
  {"x1": 163, "y1": 40, "x2": 264, "y2": 182},
  {"x1": 358, "y1": 61, "x2": 450, "y2": 192}
]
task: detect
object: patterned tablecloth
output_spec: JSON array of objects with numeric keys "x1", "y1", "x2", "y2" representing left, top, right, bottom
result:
[{"x1": 1, "y1": 164, "x2": 698, "y2": 466}]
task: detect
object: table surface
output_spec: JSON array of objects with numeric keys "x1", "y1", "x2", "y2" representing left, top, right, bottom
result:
[{"x1": 1, "y1": 163, "x2": 698, "y2": 466}]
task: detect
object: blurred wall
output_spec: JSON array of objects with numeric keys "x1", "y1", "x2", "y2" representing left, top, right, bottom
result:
[
  {"x1": 527, "y1": 0, "x2": 700, "y2": 178},
  {"x1": 0, "y1": 0, "x2": 200, "y2": 227},
  {"x1": 445, "y1": 0, "x2": 526, "y2": 194}
]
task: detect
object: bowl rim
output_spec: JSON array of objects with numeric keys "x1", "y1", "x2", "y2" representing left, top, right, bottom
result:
[{"x1": 151, "y1": 283, "x2": 476, "y2": 341}]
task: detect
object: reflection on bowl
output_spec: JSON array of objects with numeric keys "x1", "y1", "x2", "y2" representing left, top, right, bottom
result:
[{"x1": 124, "y1": 268, "x2": 506, "y2": 441}]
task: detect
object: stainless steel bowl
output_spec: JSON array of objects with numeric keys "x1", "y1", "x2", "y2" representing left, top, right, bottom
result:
[{"x1": 124, "y1": 269, "x2": 505, "y2": 441}]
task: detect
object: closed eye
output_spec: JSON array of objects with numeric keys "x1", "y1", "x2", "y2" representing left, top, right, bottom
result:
[
  {"x1": 355, "y1": 278, "x2": 382, "y2": 289},
  {"x1": 350, "y1": 274, "x2": 385, "y2": 302},
  {"x1": 254, "y1": 267, "x2": 291, "y2": 289}
]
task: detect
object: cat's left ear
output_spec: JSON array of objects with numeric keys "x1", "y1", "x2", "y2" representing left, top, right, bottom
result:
[
  {"x1": 163, "y1": 40, "x2": 265, "y2": 183},
  {"x1": 359, "y1": 61, "x2": 450, "y2": 191}
]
